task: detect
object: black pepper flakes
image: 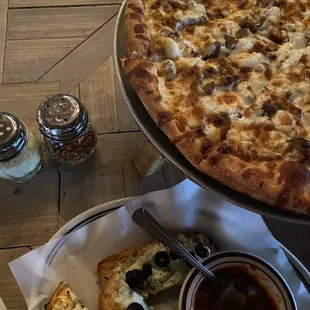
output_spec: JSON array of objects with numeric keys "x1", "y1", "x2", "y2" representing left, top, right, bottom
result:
[{"x1": 38, "y1": 94, "x2": 98, "y2": 165}]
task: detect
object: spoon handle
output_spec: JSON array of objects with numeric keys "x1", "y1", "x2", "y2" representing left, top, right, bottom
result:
[{"x1": 132, "y1": 208, "x2": 222, "y2": 283}]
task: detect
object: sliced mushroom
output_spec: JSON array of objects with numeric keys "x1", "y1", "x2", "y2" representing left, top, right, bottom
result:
[
  {"x1": 160, "y1": 26, "x2": 176, "y2": 38},
  {"x1": 224, "y1": 35, "x2": 236, "y2": 50},
  {"x1": 163, "y1": 3, "x2": 173, "y2": 12},
  {"x1": 202, "y1": 41, "x2": 221, "y2": 60},
  {"x1": 274, "y1": 0, "x2": 285, "y2": 7},
  {"x1": 269, "y1": 26, "x2": 286, "y2": 44},
  {"x1": 288, "y1": 138, "x2": 310, "y2": 164},
  {"x1": 175, "y1": 15, "x2": 208, "y2": 31},
  {"x1": 262, "y1": 100, "x2": 277, "y2": 116},
  {"x1": 222, "y1": 75, "x2": 240, "y2": 87},
  {"x1": 235, "y1": 28, "x2": 251, "y2": 39},
  {"x1": 203, "y1": 66, "x2": 217, "y2": 78},
  {"x1": 212, "y1": 112, "x2": 229, "y2": 127},
  {"x1": 262, "y1": 98, "x2": 301, "y2": 121},
  {"x1": 203, "y1": 82, "x2": 216, "y2": 95},
  {"x1": 237, "y1": 15, "x2": 258, "y2": 33},
  {"x1": 168, "y1": 0, "x2": 186, "y2": 9}
]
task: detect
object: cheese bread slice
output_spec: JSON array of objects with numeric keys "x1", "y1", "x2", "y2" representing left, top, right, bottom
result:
[
  {"x1": 97, "y1": 233, "x2": 219, "y2": 310},
  {"x1": 45, "y1": 282, "x2": 88, "y2": 310}
]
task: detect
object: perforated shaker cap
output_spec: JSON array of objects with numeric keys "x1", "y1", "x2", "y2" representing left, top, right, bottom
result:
[
  {"x1": 37, "y1": 94, "x2": 88, "y2": 141},
  {"x1": 0, "y1": 112, "x2": 27, "y2": 161}
]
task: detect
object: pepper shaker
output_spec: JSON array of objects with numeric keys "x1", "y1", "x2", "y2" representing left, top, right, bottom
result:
[
  {"x1": 0, "y1": 112, "x2": 42, "y2": 182},
  {"x1": 37, "y1": 94, "x2": 97, "y2": 165}
]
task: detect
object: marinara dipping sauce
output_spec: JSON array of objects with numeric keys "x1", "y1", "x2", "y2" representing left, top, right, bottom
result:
[{"x1": 194, "y1": 265, "x2": 277, "y2": 310}]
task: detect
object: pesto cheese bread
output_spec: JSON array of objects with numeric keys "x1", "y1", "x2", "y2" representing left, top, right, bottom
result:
[{"x1": 97, "y1": 233, "x2": 219, "y2": 310}]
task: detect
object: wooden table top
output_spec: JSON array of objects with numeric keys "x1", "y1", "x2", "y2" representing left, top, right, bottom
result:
[{"x1": 0, "y1": 1, "x2": 309, "y2": 309}]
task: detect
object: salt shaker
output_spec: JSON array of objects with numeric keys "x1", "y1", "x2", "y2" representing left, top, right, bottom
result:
[
  {"x1": 37, "y1": 94, "x2": 97, "y2": 165},
  {"x1": 0, "y1": 112, "x2": 42, "y2": 182}
]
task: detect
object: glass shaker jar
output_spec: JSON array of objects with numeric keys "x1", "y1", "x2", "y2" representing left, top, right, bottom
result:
[
  {"x1": 0, "y1": 112, "x2": 42, "y2": 182},
  {"x1": 37, "y1": 94, "x2": 97, "y2": 165}
]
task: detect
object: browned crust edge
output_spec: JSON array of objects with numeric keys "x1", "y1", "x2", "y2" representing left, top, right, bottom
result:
[
  {"x1": 98, "y1": 272, "x2": 124, "y2": 310},
  {"x1": 200, "y1": 141, "x2": 310, "y2": 215},
  {"x1": 124, "y1": 0, "x2": 150, "y2": 57},
  {"x1": 45, "y1": 282, "x2": 68, "y2": 310},
  {"x1": 122, "y1": 58, "x2": 186, "y2": 140}
]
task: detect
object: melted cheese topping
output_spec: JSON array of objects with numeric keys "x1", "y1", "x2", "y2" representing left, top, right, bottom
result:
[
  {"x1": 142, "y1": 0, "x2": 310, "y2": 166},
  {"x1": 48, "y1": 284, "x2": 88, "y2": 310},
  {"x1": 175, "y1": 0, "x2": 206, "y2": 26}
]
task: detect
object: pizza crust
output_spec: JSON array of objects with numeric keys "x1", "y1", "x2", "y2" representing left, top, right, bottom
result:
[
  {"x1": 124, "y1": 0, "x2": 151, "y2": 57},
  {"x1": 123, "y1": 58, "x2": 164, "y2": 119},
  {"x1": 45, "y1": 282, "x2": 88, "y2": 310}
]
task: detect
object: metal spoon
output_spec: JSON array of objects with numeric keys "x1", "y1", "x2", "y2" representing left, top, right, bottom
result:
[{"x1": 132, "y1": 208, "x2": 222, "y2": 284}]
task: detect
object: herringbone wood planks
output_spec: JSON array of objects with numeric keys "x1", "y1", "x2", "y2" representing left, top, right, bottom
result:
[
  {"x1": 7, "y1": 6, "x2": 119, "y2": 40},
  {"x1": 0, "y1": 4, "x2": 178, "y2": 310}
]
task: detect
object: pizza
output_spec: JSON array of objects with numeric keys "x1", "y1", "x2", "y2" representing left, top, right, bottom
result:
[{"x1": 122, "y1": 0, "x2": 310, "y2": 215}]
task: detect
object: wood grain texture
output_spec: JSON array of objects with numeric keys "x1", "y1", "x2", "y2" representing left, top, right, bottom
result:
[
  {"x1": 123, "y1": 165, "x2": 165, "y2": 197},
  {"x1": 133, "y1": 136, "x2": 165, "y2": 178},
  {"x1": 38, "y1": 150, "x2": 59, "y2": 173},
  {"x1": 70, "y1": 85, "x2": 80, "y2": 99},
  {"x1": 58, "y1": 214, "x2": 68, "y2": 229},
  {"x1": 9, "y1": 0, "x2": 123, "y2": 8},
  {"x1": 0, "y1": 82, "x2": 59, "y2": 131},
  {"x1": 115, "y1": 74, "x2": 139, "y2": 131},
  {"x1": 7, "y1": 5, "x2": 119, "y2": 40},
  {"x1": 3, "y1": 38, "x2": 84, "y2": 83},
  {"x1": 0, "y1": 247, "x2": 29, "y2": 310},
  {"x1": 163, "y1": 162, "x2": 186, "y2": 188},
  {"x1": 60, "y1": 167, "x2": 124, "y2": 220},
  {"x1": 29, "y1": 245, "x2": 41, "y2": 250},
  {"x1": 60, "y1": 132, "x2": 144, "y2": 171},
  {"x1": 80, "y1": 57, "x2": 118, "y2": 134},
  {"x1": 0, "y1": 0, "x2": 8, "y2": 83},
  {"x1": 39, "y1": 15, "x2": 117, "y2": 92},
  {"x1": 0, "y1": 171, "x2": 59, "y2": 247}
]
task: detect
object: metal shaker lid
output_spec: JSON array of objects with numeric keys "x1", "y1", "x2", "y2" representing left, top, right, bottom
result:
[
  {"x1": 0, "y1": 112, "x2": 27, "y2": 161},
  {"x1": 37, "y1": 94, "x2": 88, "y2": 141}
]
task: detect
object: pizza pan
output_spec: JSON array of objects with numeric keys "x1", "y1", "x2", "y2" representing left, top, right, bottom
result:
[{"x1": 113, "y1": 3, "x2": 310, "y2": 225}]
